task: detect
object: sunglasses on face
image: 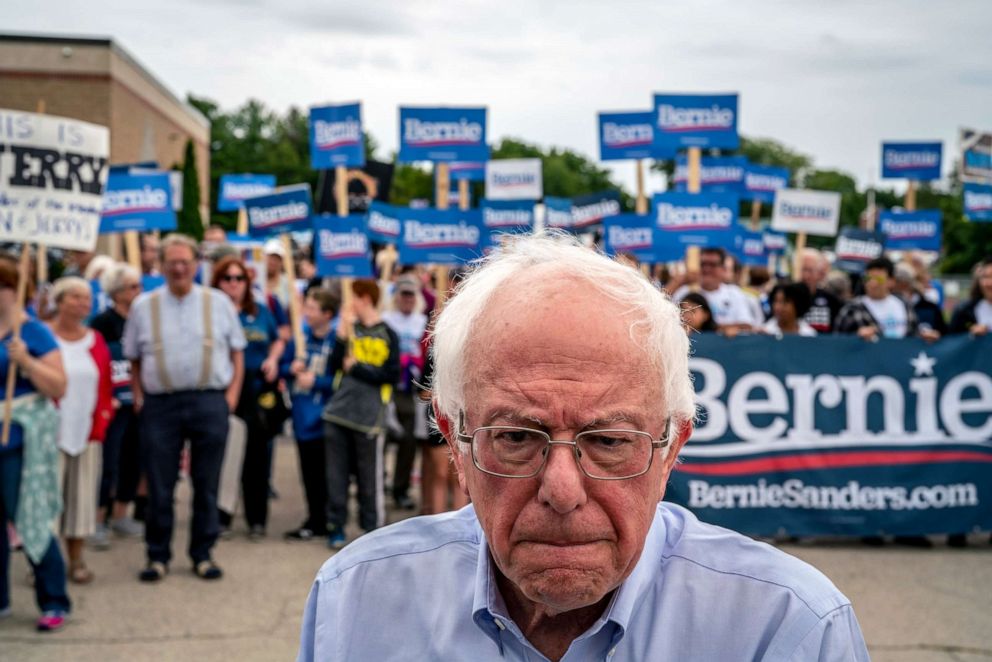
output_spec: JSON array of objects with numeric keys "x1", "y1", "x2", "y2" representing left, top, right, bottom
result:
[{"x1": 220, "y1": 274, "x2": 246, "y2": 283}]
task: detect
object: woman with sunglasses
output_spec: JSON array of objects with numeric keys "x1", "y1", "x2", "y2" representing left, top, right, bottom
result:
[{"x1": 211, "y1": 257, "x2": 284, "y2": 539}]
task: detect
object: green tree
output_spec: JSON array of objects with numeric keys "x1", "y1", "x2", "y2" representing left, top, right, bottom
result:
[{"x1": 177, "y1": 139, "x2": 203, "y2": 240}]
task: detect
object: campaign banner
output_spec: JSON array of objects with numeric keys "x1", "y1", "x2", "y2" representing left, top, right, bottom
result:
[
  {"x1": 963, "y1": 182, "x2": 992, "y2": 222},
  {"x1": 99, "y1": 171, "x2": 176, "y2": 233},
  {"x1": 544, "y1": 196, "x2": 575, "y2": 230},
  {"x1": 309, "y1": 103, "x2": 365, "y2": 170},
  {"x1": 450, "y1": 161, "x2": 486, "y2": 182},
  {"x1": 398, "y1": 107, "x2": 488, "y2": 163},
  {"x1": 313, "y1": 215, "x2": 373, "y2": 278},
  {"x1": 602, "y1": 214, "x2": 683, "y2": 264},
  {"x1": 733, "y1": 228, "x2": 767, "y2": 267},
  {"x1": 366, "y1": 201, "x2": 404, "y2": 244},
  {"x1": 881, "y1": 141, "x2": 942, "y2": 181},
  {"x1": 743, "y1": 164, "x2": 790, "y2": 204},
  {"x1": 833, "y1": 228, "x2": 886, "y2": 274},
  {"x1": 652, "y1": 93, "x2": 739, "y2": 151},
  {"x1": 244, "y1": 184, "x2": 312, "y2": 237},
  {"x1": 673, "y1": 156, "x2": 747, "y2": 194},
  {"x1": 653, "y1": 191, "x2": 739, "y2": 249},
  {"x1": 397, "y1": 208, "x2": 483, "y2": 265},
  {"x1": 217, "y1": 173, "x2": 276, "y2": 212},
  {"x1": 959, "y1": 128, "x2": 992, "y2": 182},
  {"x1": 763, "y1": 229, "x2": 788, "y2": 254},
  {"x1": 481, "y1": 199, "x2": 534, "y2": 232},
  {"x1": 878, "y1": 210, "x2": 942, "y2": 252},
  {"x1": 484, "y1": 158, "x2": 543, "y2": 201},
  {"x1": 0, "y1": 109, "x2": 109, "y2": 251},
  {"x1": 571, "y1": 190, "x2": 622, "y2": 229},
  {"x1": 598, "y1": 111, "x2": 657, "y2": 161},
  {"x1": 771, "y1": 189, "x2": 841, "y2": 237},
  {"x1": 666, "y1": 334, "x2": 992, "y2": 537}
]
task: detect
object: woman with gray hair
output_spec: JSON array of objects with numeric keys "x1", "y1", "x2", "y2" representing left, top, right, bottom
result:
[
  {"x1": 90, "y1": 264, "x2": 145, "y2": 549},
  {"x1": 48, "y1": 277, "x2": 114, "y2": 584}
]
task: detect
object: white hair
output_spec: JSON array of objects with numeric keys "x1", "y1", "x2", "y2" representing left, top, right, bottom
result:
[
  {"x1": 51, "y1": 276, "x2": 91, "y2": 304},
  {"x1": 431, "y1": 231, "x2": 696, "y2": 430},
  {"x1": 83, "y1": 254, "x2": 116, "y2": 281},
  {"x1": 100, "y1": 263, "x2": 141, "y2": 297}
]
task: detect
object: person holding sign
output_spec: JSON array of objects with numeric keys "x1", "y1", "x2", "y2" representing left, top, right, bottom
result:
[
  {"x1": 297, "y1": 234, "x2": 869, "y2": 661},
  {"x1": 123, "y1": 235, "x2": 246, "y2": 582},
  {"x1": 671, "y1": 247, "x2": 761, "y2": 332},
  {"x1": 0, "y1": 254, "x2": 72, "y2": 632}
]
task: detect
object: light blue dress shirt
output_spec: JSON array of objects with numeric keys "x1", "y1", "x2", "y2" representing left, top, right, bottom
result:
[{"x1": 298, "y1": 503, "x2": 869, "y2": 661}]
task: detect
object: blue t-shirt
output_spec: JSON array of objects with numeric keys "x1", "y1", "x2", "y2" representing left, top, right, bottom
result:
[
  {"x1": 141, "y1": 273, "x2": 166, "y2": 292},
  {"x1": 240, "y1": 305, "x2": 279, "y2": 377},
  {"x1": 0, "y1": 320, "x2": 59, "y2": 452}
]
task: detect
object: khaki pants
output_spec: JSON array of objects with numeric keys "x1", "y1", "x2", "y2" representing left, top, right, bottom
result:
[{"x1": 58, "y1": 445, "x2": 102, "y2": 539}]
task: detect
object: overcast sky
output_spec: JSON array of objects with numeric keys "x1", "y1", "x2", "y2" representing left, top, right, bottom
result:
[{"x1": 7, "y1": 1, "x2": 991, "y2": 194}]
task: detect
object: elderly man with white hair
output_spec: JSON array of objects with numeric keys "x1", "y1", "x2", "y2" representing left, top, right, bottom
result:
[{"x1": 297, "y1": 233, "x2": 869, "y2": 661}]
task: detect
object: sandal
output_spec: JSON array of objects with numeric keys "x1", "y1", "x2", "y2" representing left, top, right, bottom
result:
[{"x1": 69, "y1": 562, "x2": 94, "y2": 585}]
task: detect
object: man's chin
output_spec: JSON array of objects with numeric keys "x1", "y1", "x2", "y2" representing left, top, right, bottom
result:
[{"x1": 514, "y1": 567, "x2": 615, "y2": 614}]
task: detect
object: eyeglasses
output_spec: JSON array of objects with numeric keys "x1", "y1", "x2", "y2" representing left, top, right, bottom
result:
[
  {"x1": 456, "y1": 412, "x2": 672, "y2": 480},
  {"x1": 700, "y1": 260, "x2": 722, "y2": 268},
  {"x1": 220, "y1": 274, "x2": 246, "y2": 283}
]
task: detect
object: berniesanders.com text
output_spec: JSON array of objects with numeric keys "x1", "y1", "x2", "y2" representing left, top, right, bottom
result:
[{"x1": 688, "y1": 479, "x2": 979, "y2": 511}]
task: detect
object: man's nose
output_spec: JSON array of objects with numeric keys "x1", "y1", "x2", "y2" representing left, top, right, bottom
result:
[{"x1": 537, "y1": 442, "x2": 588, "y2": 514}]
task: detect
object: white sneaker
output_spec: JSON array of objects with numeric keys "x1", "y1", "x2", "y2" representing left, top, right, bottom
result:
[
  {"x1": 90, "y1": 524, "x2": 111, "y2": 551},
  {"x1": 110, "y1": 517, "x2": 144, "y2": 538}
]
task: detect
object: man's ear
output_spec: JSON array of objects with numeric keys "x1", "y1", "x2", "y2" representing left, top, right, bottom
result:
[
  {"x1": 434, "y1": 403, "x2": 470, "y2": 495},
  {"x1": 660, "y1": 418, "x2": 694, "y2": 474}
]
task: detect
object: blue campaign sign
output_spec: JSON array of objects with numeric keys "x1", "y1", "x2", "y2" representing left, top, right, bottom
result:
[
  {"x1": 218, "y1": 173, "x2": 277, "y2": 212},
  {"x1": 366, "y1": 201, "x2": 405, "y2": 244},
  {"x1": 653, "y1": 93, "x2": 739, "y2": 151},
  {"x1": 963, "y1": 182, "x2": 992, "y2": 222},
  {"x1": 398, "y1": 208, "x2": 484, "y2": 265},
  {"x1": 244, "y1": 184, "x2": 312, "y2": 237},
  {"x1": 99, "y1": 171, "x2": 176, "y2": 233},
  {"x1": 603, "y1": 214, "x2": 682, "y2": 264},
  {"x1": 481, "y1": 199, "x2": 534, "y2": 232},
  {"x1": 667, "y1": 335, "x2": 992, "y2": 537},
  {"x1": 398, "y1": 107, "x2": 489, "y2": 163},
  {"x1": 762, "y1": 229, "x2": 788, "y2": 254},
  {"x1": 834, "y1": 227, "x2": 887, "y2": 274},
  {"x1": 653, "y1": 191, "x2": 739, "y2": 249},
  {"x1": 881, "y1": 142, "x2": 942, "y2": 181},
  {"x1": 598, "y1": 111, "x2": 657, "y2": 161},
  {"x1": 673, "y1": 156, "x2": 748, "y2": 194},
  {"x1": 544, "y1": 196, "x2": 575, "y2": 230},
  {"x1": 732, "y1": 228, "x2": 767, "y2": 267},
  {"x1": 449, "y1": 161, "x2": 486, "y2": 182},
  {"x1": 878, "y1": 210, "x2": 942, "y2": 252},
  {"x1": 743, "y1": 164, "x2": 790, "y2": 204},
  {"x1": 571, "y1": 191, "x2": 622, "y2": 229},
  {"x1": 313, "y1": 215, "x2": 373, "y2": 278},
  {"x1": 309, "y1": 103, "x2": 365, "y2": 170}
]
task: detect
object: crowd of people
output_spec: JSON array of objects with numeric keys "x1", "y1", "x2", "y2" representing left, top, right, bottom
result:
[{"x1": 1, "y1": 227, "x2": 990, "y2": 633}]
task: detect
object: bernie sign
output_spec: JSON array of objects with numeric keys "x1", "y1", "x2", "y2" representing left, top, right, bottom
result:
[{"x1": 398, "y1": 107, "x2": 489, "y2": 163}]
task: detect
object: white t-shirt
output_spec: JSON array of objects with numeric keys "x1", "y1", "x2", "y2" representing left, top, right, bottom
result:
[
  {"x1": 762, "y1": 318, "x2": 817, "y2": 337},
  {"x1": 675, "y1": 284, "x2": 760, "y2": 327},
  {"x1": 382, "y1": 311, "x2": 428, "y2": 360},
  {"x1": 56, "y1": 330, "x2": 99, "y2": 456},
  {"x1": 862, "y1": 295, "x2": 908, "y2": 339},
  {"x1": 975, "y1": 299, "x2": 992, "y2": 327}
]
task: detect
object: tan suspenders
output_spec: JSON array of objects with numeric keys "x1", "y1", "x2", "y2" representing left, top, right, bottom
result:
[{"x1": 149, "y1": 289, "x2": 215, "y2": 392}]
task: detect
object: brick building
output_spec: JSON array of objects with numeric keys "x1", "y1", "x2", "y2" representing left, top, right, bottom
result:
[{"x1": 0, "y1": 32, "x2": 211, "y2": 224}]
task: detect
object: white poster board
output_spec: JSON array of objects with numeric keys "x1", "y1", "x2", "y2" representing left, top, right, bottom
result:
[
  {"x1": 0, "y1": 109, "x2": 110, "y2": 251},
  {"x1": 485, "y1": 158, "x2": 543, "y2": 201},
  {"x1": 771, "y1": 188, "x2": 841, "y2": 237}
]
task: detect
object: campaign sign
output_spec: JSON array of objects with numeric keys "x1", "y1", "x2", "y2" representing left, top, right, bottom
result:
[
  {"x1": 485, "y1": 159, "x2": 543, "y2": 201},
  {"x1": 598, "y1": 111, "x2": 656, "y2": 161},
  {"x1": 398, "y1": 208, "x2": 483, "y2": 265},
  {"x1": 99, "y1": 171, "x2": 176, "y2": 233},
  {"x1": 313, "y1": 215, "x2": 373, "y2": 278},
  {"x1": 571, "y1": 191, "x2": 622, "y2": 229},
  {"x1": 0, "y1": 109, "x2": 109, "y2": 251},
  {"x1": 366, "y1": 201, "x2": 404, "y2": 244},
  {"x1": 603, "y1": 214, "x2": 683, "y2": 264},
  {"x1": 450, "y1": 162, "x2": 486, "y2": 182},
  {"x1": 733, "y1": 228, "x2": 767, "y2": 267},
  {"x1": 653, "y1": 191, "x2": 739, "y2": 249},
  {"x1": 881, "y1": 142, "x2": 942, "y2": 181},
  {"x1": 673, "y1": 156, "x2": 748, "y2": 194},
  {"x1": 481, "y1": 199, "x2": 534, "y2": 232},
  {"x1": 762, "y1": 229, "x2": 788, "y2": 254},
  {"x1": 960, "y1": 128, "x2": 992, "y2": 181},
  {"x1": 544, "y1": 197, "x2": 575, "y2": 230},
  {"x1": 218, "y1": 173, "x2": 276, "y2": 212},
  {"x1": 963, "y1": 182, "x2": 992, "y2": 222},
  {"x1": 743, "y1": 164, "x2": 790, "y2": 204},
  {"x1": 652, "y1": 93, "x2": 739, "y2": 151},
  {"x1": 833, "y1": 228, "x2": 886, "y2": 274},
  {"x1": 667, "y1": 335, "x2": 992, "y2": 537},
  {"x1": 878, "y1": 210, "x2": 942, "y2": 252},
  {"x1": 244, "y1": 184, "x2": 312, "y2": 237},
  {"x1": 771, "y1": 189, "x2": 841, "y2": 237},
  {"x1": 309, "y1": 103, "x2": 365, "y2": 170},
  {"x1": 398, "y1": 107, "x2": 488, "y2": 163}
]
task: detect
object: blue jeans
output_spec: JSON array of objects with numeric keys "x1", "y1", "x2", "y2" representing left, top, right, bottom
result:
[{"x1": 0, "y1": 447, "x2": 71, "y2": 614}]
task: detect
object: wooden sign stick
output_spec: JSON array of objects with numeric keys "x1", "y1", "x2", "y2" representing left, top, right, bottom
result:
[
  {"x1": 635, "y1": 160, "x2": 648, "y2": 215},
  {"x1": 793, "y1": 232, "x2": 807, "y2": 282},
  {"x1": 905, "y1": 180, "x2": 917, "y2": 213},
  {"x1": 750, "y1": 200, "x2": 762, "y2": 231},
  {"x1": 432, "y1": 162, "x2": 452, "y2": 312},
  {"x1": 124, "y1": 231, "x2": 142, "y2": 271},
  {"x1": 334, "y1": 165, "x2": 357, "y2": 331},
  {"x1": 2, "y1": 248, "x2": 32, "y2": 445},
  {"x1": 281, "y1": 233, "x2": 306, "y2": 360},
  {"x1": 685, "y1": 147, "x2": 703, "y2": 284},
  {"x1": 236, "y1": 207, "x2": 248, "y2": 235}
]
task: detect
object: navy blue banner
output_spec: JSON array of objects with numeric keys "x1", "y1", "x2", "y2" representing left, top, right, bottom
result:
[
  {"x1": 881, "y1": 141, "x2": 942, "y2": 181},
  {"x1": 245, "y1": 185, "x2": 312, "y2": 237},
  {"x1": 653, "y1": 93, "x2": 739, "y2": 151},
  {"x1": 834, "y1": 228, "x2": 886, "y2": 274},
  {"x1": 879, "y1": 209, "x2": 942, "y2": 252},
  {"x1": 602, "y1": 214, "x2": 682, "y2": 264},
  {"x1": 666, "y1": 335, "x2": 992, "y2": 536},
  {"x1": 398, "y1": 208, "x2": 483, "y2": 265},
  {"x1": 313, "y1": 214, "x2": 373, "y2": 278},
  {"x1": 309, "y1": 103, "x2": 365, "y2": 170},
  {"x1": 673, "y1": 155, "x2": 747, "y2": 193},
  {"x1": 398, "y1": 107, "x2": 489, "y2": 163},
  {"x1": 598, "y1": 111, "x2": 660, "y2": 161},
  {"x1": 743, "y1": 164, "x2": 790, "y2": 204},
  {"x1": 366, "y1": 201, "x2": 404, "y2": 244},
  {"x1": 653, "y1": 191, "x2": 739, "y2": 249},
  {"x1": 99, "y1": 171, "x2": 176, "y2": 233},
  {"x1": 964, "y1": 182, "x2": 992, "y2": 222},
  {"x1": 218, "y1": 173, "x2": 276, "y2": 212}
]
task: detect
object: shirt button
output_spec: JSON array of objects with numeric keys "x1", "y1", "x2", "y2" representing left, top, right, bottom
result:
[
  {"x1": 494, "y1": 619, "x2": 505, "y2": 631},
  {"x1": 608, "y1": 647, "x2": 617, "y2": 657}
]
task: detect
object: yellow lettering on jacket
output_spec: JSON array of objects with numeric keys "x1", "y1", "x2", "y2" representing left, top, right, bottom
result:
[{"x1": 352, "y1": 336, "x2": 389, "y2": 367}]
